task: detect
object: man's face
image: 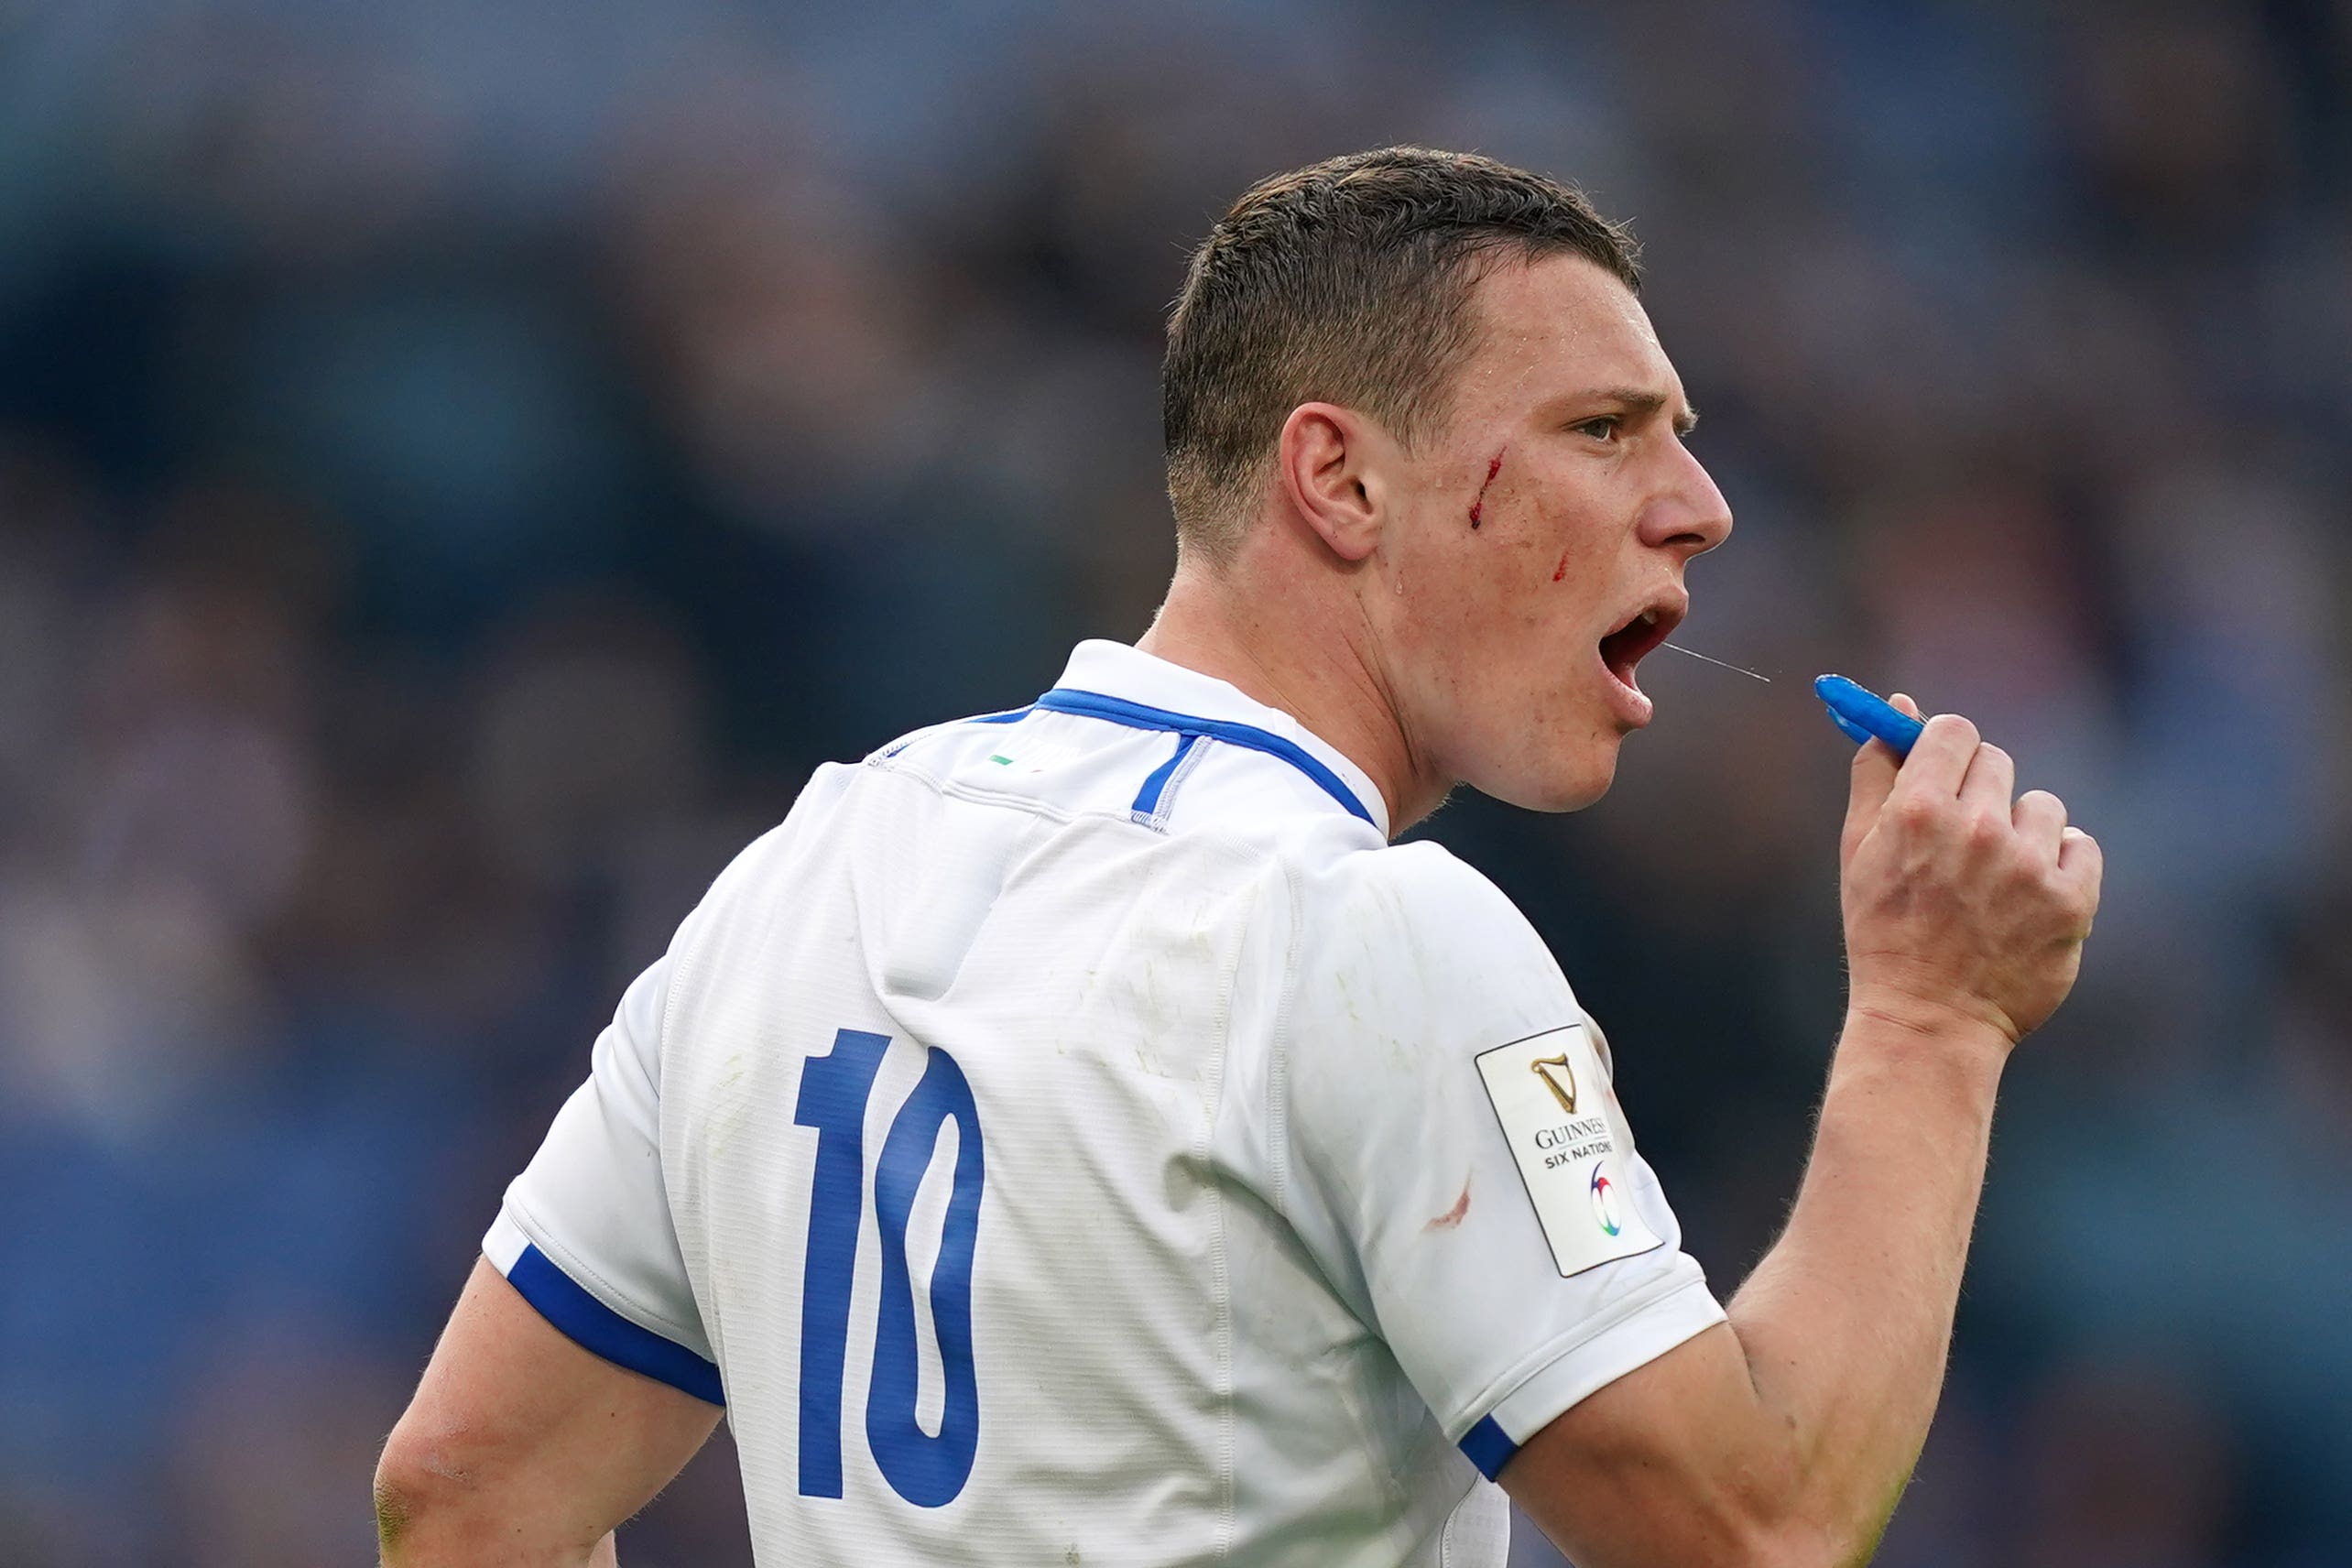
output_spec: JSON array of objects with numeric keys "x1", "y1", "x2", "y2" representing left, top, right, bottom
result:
[{"x1": 1364, "y1": 251, "x2": 1732, "y2": 812}]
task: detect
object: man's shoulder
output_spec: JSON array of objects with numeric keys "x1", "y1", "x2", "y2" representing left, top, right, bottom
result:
[
  {"x1": 1299, "y1": 835, "x2": 1530, "y2": 933},
  {"x1": 659, "y1": 762, "x2": 866, "y2": 943},
  {"x1": 1288, "y1": 837, "x2": 1566, "y2": 1010}
]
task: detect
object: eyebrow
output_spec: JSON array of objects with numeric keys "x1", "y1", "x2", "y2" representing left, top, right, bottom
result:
[{"x1": 1585, "y1": 387, "x2": 1700, "y2": 437}]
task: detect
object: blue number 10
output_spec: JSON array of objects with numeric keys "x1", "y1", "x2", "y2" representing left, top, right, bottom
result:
[{"x1": 792, "y1": 1029, "x2": 986, "y2": 1507}]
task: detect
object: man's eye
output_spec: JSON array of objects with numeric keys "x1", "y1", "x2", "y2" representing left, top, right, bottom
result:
[{"x1": 1573, "y1": 417, "x2": 1620, "y2": 442}]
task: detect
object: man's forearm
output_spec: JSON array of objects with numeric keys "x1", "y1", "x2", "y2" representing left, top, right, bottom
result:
[
  {"x1": 1508, "y1": 708, "x2": 2097, "y2": 1568},
  {"x1": 1723, "y1": 1006, "x2": 2008, "y2": 1561}
]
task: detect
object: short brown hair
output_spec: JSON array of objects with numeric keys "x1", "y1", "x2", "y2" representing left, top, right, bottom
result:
[{"x1": 1161, "y1": 147, "x2": 1641, "y2": 561}]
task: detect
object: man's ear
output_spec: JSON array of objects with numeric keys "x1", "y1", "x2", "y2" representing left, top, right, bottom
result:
[{"x1": 1276, "y1": 402, "x2": 1388, "y2": 562}]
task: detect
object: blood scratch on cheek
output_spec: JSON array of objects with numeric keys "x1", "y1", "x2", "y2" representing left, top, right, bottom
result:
[
  {"x1": 1552, "y1": 551, "x2": 1569, "y2": 583},
  {"x1": 1467, "y1": 450, "x2": 1505, "y2": 529}
]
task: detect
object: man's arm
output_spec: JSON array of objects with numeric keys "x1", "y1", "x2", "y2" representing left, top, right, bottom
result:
[
  {"x1": 1502, "y1": 702, "x2": 2102, "y2": 1567},
  {"x1": 376, "y1": 1258, "x2": 723, "y2": 1567}
]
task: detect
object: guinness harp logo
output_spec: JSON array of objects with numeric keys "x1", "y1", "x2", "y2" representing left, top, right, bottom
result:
[{"x1": 1530, "y1": 1052, "x2": 1578, "y2": 1115}]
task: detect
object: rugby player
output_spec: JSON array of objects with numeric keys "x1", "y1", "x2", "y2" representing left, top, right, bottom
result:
[{"x1": 375, "y1": 147, "x2": 2101, "y2": 1567}]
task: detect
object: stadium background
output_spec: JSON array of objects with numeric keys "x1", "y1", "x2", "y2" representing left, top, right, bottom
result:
[{"x1": 2, "y1": 1, "x2": 2348, "y2": 1563}]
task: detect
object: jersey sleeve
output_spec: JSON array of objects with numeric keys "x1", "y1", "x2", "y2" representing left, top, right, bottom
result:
[
  {"x1": 1274, "y1": 843, "x2": 1726, "y2": 1480},
  {"x1": 483, "y1": 952, "x2": 724, "y2": 1405}
]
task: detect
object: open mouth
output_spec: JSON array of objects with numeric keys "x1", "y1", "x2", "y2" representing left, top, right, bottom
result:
[{"x1": 1597, "y1": 602, "x2": 1680, "y2": 692}]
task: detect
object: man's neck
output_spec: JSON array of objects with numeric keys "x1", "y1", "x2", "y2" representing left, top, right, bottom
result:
[{"x1": 1136, "y1": 560, "x2": 1433, "y2": 834}]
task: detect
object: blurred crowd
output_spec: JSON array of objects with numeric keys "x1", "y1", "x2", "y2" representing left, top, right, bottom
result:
[{"x1": 0, "y1": 1, "x2": 2347, "y2": 1563}]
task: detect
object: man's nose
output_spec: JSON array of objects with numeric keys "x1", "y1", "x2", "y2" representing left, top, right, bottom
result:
[{"x1": 1638, "y1": 442, "x2": 1733, "y2": 560}]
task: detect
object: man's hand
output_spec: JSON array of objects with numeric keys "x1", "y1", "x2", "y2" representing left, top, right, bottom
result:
[
  {"x1": 1503, "y1": 697, "x2": 2106, "y2": 1567},
  {"x1": 1838, "y1": 695, "x2": 2103, "y2": 1048}
]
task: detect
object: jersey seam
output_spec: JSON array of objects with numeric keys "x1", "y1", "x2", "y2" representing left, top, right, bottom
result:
[
  {"x1": 1133, "y1": 728, "x2": 1217, "y2": 833},
  {"x1": 1029, "y1": 686, "x2": 1379, "y2": 828},
  {"x1": 615, "y1": 970, "x2": 666, "y2": 1104},
  {"x1": 1264, "y1": 856, "x2": 1307, "y2": 1222},
  {"x1": 877, "y1": 715, "x2": 1387, "y2": 845},
  {"x1": 880, "y1": 753, "x2": 1138, "y2": 833},
  {"x1": 868, "y1": 705, "x2": 1034, "y2": 763},
  {"x1": 880, "y1": 751, "x2": 1304, "y2": 859},
  {"x1": 653, "y1": 814, "x2": 729, "y2": 1367},
  {"x1": 1258, "y1": 856, "x2": 1388, "y2": 1339},
  {"x1": 1199, "y1": 843, "x2": 1250, "y2": 1563},
  {"x1": 1160, "y1": 728, "x2": 1215, "y2": 825},
  {"x1": 638, "y1": 800, "x2": 795, "y2": 1375},
  {"x1": 1261, "y1": 857, "x2": 1396, "y2": 1340},
  {"x1": 1437, "y1": 1469, "x2": 1492, "y2": 1567},
  {"x1": 1449, "y1": 1271, "x2": 1715, "y2": 1441}
]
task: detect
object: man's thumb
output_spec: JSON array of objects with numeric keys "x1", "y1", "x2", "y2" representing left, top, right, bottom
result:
[{"x1": 1842, "y1": 691, "x2": 1916, "y2": 860}]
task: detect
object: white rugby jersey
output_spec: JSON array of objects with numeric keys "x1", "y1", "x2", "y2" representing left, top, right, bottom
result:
[{"x1": 486, "y1": 639, "x2": 1725, "y2": 1566}]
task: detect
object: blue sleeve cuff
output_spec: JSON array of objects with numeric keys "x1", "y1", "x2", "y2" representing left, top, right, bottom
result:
[
  {"x1": 1457, "y1": 1414, "x2": 1519, "y2": 1480},
  {"x1": 504, "y1": 1243, "x2": 724, "y2": 1407}
]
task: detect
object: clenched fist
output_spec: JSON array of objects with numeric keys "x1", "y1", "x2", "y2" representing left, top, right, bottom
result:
[{"x1": 1838, "y1": 695, "x2": 2103, "y2": 1050}]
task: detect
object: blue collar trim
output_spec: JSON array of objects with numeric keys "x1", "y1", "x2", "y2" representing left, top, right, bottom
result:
[{"x1": 1028, "y1": 688, "x2": 1378, "y2": 828}]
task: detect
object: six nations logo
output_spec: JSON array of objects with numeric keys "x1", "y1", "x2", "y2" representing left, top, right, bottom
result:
[{"x1": 1588, "y1": 1164, "x2": 1622, "y2": 1236}]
